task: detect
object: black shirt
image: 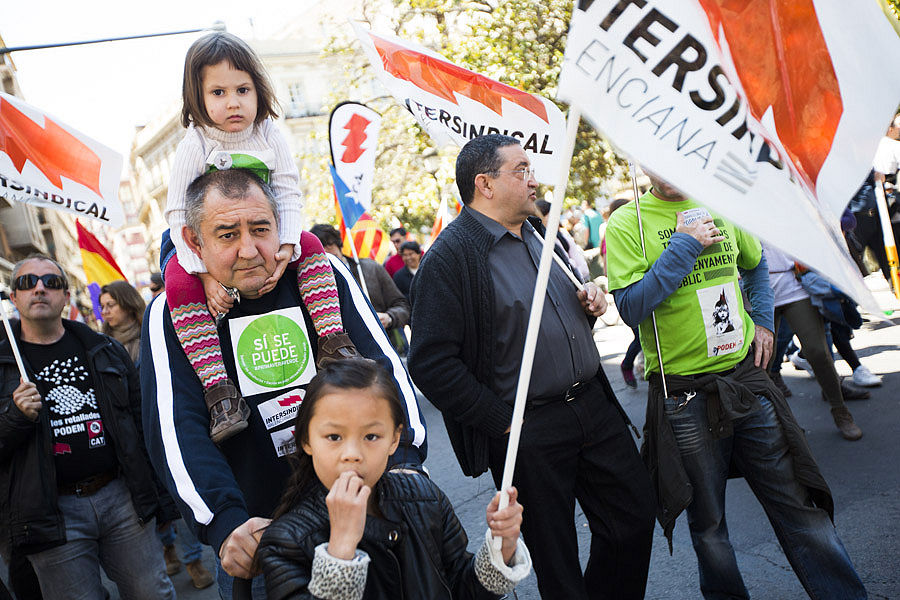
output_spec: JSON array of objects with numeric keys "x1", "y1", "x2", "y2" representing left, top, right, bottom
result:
[
  {"x1": 466, "y1": 207, "x2": 601, "y2": 402},
  {"x1": 20, "y1": 331, "x2": 118, "y2": 486}
]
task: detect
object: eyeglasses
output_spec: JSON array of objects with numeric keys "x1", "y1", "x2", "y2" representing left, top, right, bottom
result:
[
  {"x1": 13, "y1": 273, "x2": 66, "y2": 291},
  {"x1": 491, "y1": 167, "x2": 536, "y2": 181}
]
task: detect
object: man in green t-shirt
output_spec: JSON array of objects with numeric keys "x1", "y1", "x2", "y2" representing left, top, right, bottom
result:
[{"x1": 605, "y1": 174, "x2": 866, "y2": 599}]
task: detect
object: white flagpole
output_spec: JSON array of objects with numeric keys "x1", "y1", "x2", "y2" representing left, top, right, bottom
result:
[
  {"x1": 531, "y1": 230, "x2": 585, "y2": 291},
  {"x1": 630, "y1": 162, "x2": 669, "y2": 399},
  {"x1": 0, "y1": 292, "x2": 29, "y2": 382},
  {"x1": 493, "y1": 107, "x2": 582, "y2": 549},
  {"x1": 348, "y1": 238, "x2": 372, "y2": 301},
  {"x1": 873, "y1": 179, "x2": 900, "y2": 297},
  {"x1": 335, "y1": 190, "x2": 372, "y2": 301}
]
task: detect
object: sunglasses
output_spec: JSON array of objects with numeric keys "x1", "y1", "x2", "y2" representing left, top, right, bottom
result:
[{"x1": 13, "y1": 273, "x2": 67, "y2": 291}]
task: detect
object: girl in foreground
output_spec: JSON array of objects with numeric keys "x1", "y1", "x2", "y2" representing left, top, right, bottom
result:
[{"x1": 257, "y1": 360, "x2": 531, "y2": 599}]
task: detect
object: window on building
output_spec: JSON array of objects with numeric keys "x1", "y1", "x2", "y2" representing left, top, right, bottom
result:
[{"x1": 285, "y1": 82, "x2": 309, "y2": 119}]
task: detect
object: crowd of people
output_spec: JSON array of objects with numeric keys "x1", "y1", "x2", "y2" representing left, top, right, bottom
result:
[{"x1": 0, "y1": 28, "x2": 896, "y2": 600}]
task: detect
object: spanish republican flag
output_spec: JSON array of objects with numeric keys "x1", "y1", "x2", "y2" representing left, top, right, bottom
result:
[
  {"x1": 76, "y1": 220, "x2": 125, "y2": 320},
  {"x1": 330, "y1": 166, "x2": 392, "y2": 263}
]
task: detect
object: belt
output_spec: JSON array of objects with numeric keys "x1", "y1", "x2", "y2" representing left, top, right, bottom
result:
[
  {"x1": 528, "y1": 377, "x2": 596, "y2": 409},
  {"x1": 58, "y1": 470, "x2": 117, "y2": 497}
]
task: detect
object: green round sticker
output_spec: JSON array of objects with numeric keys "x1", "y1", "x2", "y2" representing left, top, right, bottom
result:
[{"x1": 236, "y1": 314, "x2": 310, "y2": 388}]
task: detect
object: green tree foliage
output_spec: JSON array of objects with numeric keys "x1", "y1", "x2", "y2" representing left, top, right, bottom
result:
[{"x1": 302, "y1": 0, "x2": 628, "y2": 237}]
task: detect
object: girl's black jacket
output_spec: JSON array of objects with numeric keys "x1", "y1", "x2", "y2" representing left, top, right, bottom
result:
[{"x1": 257, "y1": 471, "x2": 508, "y2": 600}]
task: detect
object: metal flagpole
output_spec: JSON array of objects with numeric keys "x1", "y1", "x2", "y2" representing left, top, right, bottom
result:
[
  {"x1": 0, "y1": 292, "x2": 29, "y2": 382},
  {"x1": 630, "y1": 162, "x2": 669, "y2": 399},
  {"x1": 347, "y1": 238, "x2": 372, "y2": 301},
  {"x1": 493, "y1": 106, "x2": 582, "y2": 550}
]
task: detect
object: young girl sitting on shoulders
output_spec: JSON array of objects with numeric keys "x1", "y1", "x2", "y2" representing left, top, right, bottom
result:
[
  {"x1": 256, "y1": 360, "x2": 532, "y2": 599},
  {"x1": 163, "y1": 32, "x2": 359, "y2": 444}
]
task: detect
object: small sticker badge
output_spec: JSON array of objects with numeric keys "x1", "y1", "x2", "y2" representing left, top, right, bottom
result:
[
  {"x1": 681, "y1": 207, "x2": 711, "y2": 226},
  {"x1": 213, "y1": 152, "x2": 233, "y2": 170}
]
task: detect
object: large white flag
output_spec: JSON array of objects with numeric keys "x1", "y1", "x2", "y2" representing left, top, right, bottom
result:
[
  {"x1": 0, "y1": 93, "x2": 124, "y2": 226},
  {"x1": 329, "y1": 101, "x2": 382, "y2": 214},
  {"x1": 558, "y1": 0, "x2": 900, "y2": 308},
  {"x1": 352, "y1": 22, "x2": 567, "y2": 184}
]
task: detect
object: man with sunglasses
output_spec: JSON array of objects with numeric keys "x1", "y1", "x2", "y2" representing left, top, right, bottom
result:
[
  {"x1": 408, "y1": 134, "x2": 656, "y2": 599},
  {"x1": 0, "y1": 255, "x2": 175, "y2": 599}
]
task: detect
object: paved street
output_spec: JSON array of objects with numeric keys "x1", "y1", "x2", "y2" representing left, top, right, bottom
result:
[
  {"x1": 18, "y1": 277, "x2": 898, "y2": 599},
  {"x1": 420, "y1": 289, "x2": 900, "y2": 600}
]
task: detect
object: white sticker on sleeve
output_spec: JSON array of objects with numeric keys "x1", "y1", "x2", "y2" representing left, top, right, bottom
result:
[{"x1": 697, "y1": 284, "x2": 744, "y2": 358}]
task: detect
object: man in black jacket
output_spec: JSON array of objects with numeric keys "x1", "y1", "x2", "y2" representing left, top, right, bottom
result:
[
  {"x1": 0, "y1": 255, "x2": 174, "y2": 599},
  {"x1": 408, "y1": 134, "x2": 655, "y2": 600},
  {"x1": 310, "y1": 224, "x2": 410, "y2": 343}
]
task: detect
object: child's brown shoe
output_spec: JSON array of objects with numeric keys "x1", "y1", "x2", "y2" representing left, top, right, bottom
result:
[
  {"x1": 316, "y1": 332, "x2": 361, "y2": 368},
  {"x1": 205, "y1": 380, "x2": 251, "y2": 444}
]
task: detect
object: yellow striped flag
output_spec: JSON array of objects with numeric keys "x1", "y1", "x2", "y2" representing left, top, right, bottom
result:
[
  {"x1": 335, "y1": 197, "x2": 392, "y2": 263},
  {"x1": 331, "y1": 168, "x2": 391, "y2": 263}
]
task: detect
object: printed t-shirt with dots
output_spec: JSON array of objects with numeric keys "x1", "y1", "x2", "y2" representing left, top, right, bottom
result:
[{"x1": 20, "y1": 331, "x2": 118, "y2": 486}]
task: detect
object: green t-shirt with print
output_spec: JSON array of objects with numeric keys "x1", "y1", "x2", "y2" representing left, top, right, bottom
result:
[{"x1": 605, "y1": 192, "x2": 762, "y2": 376}]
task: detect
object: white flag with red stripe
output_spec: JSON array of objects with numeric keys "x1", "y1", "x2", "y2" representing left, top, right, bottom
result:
[
  {"x1": 352, "y1": 22, "x2": 567, "y2": 184},
  {"x1": 329, "y1": 102, "x2": 381, "y2": 215},
  {"x1": 0, "y1": 93, "x2": 124, "y2": 227},
  {"x1": 558, "y1": 0, "x2": 900, "y2": 308}
]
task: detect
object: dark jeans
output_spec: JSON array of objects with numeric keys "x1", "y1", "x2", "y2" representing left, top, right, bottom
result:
[
  {"x1": 214, "y1": 556, "x2": 265, "y2": 600},
  {"x1": 665, "y1": 392, "x2": 866, "y2": 599},
  {"x1": 157, "y1": 519, "x2": 203, "y2": 564},
  {"x1": 622, "y1": 326, "x2": 641, "y2": 370},
  {"x1": 7, "y1": 552, "x2": 41, "y2": 599},
  {"x1": 488, "y1": 379, "x2": 655, "y2": 600},
  {"x1": 27, "y1": 479, "x2": 174, "y2": 599},
  {"x1": 770, "y1": 316, "x2": 794, "y2": 374}
]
